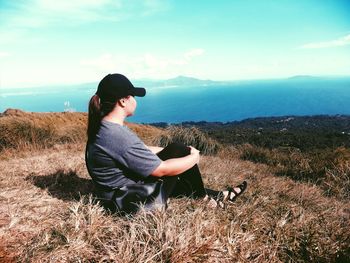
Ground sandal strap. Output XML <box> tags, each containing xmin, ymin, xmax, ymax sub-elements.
<box><xmin>216</xmin><ymin>191</ymin><xmax>225</xmax><ymax>202</ymax></box>
<box><xmin>227</xmin><ymin>181</ymin><xmax>247</xmax><ymax>202</ymax></box>
<box><xmin>237</xmin><ymin>181</ymin><xmax>248</xmax><ymax>192</ymax></box>
<box><xmin>227</xmin><ymin>187</ymin><xmax>239</xmax><ymax>196</ymax></box>
<box><xmin>227</xmin><ymin>188</ymin><xmax>239</xmax><ymax>201</ymax></box>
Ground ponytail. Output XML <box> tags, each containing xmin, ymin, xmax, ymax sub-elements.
<box><xmin>87</xmin><ymin>94</ymin><xmax>102</xmax><ymax>142</ymax></box>
<box><xmin>87</xmin><ymin>94</ymin><xmax>117</xmax><ymax>142</ymax></box>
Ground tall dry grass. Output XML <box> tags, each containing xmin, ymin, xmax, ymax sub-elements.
<box><xmin>0</xmin><ymin>109</ymin><xmax>162</xmax><ymax>159</ymax></box>
<box><xmin>238</xmin><ymin>143</ymin><xmax>350</xmax><ymax>201</ymax></box>
<box><xmin>1</xmin><ymin>148</ymin><xmax>349</xmax><ymax>262</ymax></box>
<box><xmin>0</xmin><ymin>109</ymin><xmax>87</xmax><ymax>155</ymax></box>
<box><xmin>154</xmin><ymin>126</ymin><xmax>221</xmax><ymax>155</ymax></box>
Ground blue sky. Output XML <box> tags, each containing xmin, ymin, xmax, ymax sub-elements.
<box><xmin>0</xmin><ymin>0</ymin><xmax>349</xmax><ymax>88</ymax></box>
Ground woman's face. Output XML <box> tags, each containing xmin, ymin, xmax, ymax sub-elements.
<box><xmin>125</xmin><ymin>95</ymin><xmax>137</xmax><ymax>116</ymax></box>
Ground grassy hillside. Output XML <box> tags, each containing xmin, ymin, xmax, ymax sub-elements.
<box><xmin>0</xmin><ymin>109</ymin><xmax>161</xmax><ymax>159</ymax></box>
<box><xmin>0</xmin><ymin>110</ymin><xmax>349</xmax><ymax>262</ymax></box>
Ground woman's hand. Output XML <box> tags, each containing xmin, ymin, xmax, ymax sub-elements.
<box><xmin>188</xmin><ymin>146</ymin><xmax>200</xmax><ymax>164</ymax></box>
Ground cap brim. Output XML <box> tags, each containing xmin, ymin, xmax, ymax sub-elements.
<box><xmin>132</xmin><ymin>87</ymin><xmax>146</xmax><ymax>97</ymax></box>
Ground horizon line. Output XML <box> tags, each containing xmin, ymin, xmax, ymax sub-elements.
<box><xmin>1</xmin><ymin>73</ymin><xmax>350</xmax><ymax>90</ymax></box>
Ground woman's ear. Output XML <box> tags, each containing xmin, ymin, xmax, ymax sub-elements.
<box><xmin>117</xmin><ymin>96</ymin><xmax>129</xmax><ymax>107</ymax></box>
<box><xmin>117</xmin><ymin>99</ymin><xmax>126</xmax><ymax>107</ymax></box>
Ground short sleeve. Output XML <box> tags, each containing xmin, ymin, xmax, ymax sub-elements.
<box><xmin>120</xmin><ymin>141</ymin><xmax>162</xmax><ymax>177</ymax></box>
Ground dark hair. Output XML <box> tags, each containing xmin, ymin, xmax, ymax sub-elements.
<box><xmin>87</xmin><ymin>94</ymin><xmax>116</xmax><ymax>142</ymax></box>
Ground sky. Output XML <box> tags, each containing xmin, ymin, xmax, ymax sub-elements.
<box><xmin>0</xmin><ymin>0</ymin><xmax>350</xmax><ymax>88</ymax></box>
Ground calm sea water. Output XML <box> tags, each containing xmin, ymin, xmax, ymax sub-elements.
<box><xmin>1</xmin><ymin>78</ymin><xmax>350</xmax><ymax>123</ymax></box>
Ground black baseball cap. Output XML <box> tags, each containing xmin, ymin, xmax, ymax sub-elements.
<box><xmin>96</xmin><ymin>73</ymin><xmax>146</xmax><ymax>102</ymax></box>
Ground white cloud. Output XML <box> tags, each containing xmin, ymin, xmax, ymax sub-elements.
<box><xmin>33</xmin><ymin>0</ymin><xmax>124</xmax><ymax>24</ymax></box>
<box><xmin>185</xmin><ymin>48</ymin><xmax>205</xmax><ymax>57</ymax></box>
<box><xmin>35</xmin><ymin>0</ymin><xmax>116</xmax><ymax>11</ymax></box>
<box><xmin>142</xmin><ymin>0</ymin><xmax>170</xmax><ymax>16</ymax></box>
<box><xmin>80</xmin><ymin>49</ymin><xmax>205</xmax><ymax>79</ymax></box>
<box><xmin>184</xmin><ymin>48</ymin><xmax>205</xmax><ymax>60</ymax></box>
<box><xmin>0</xmin><ymin>52</ymin><xmax>11</xmax><ymax>58</ymax></box>
<box><xmin>81</xmin><ymin>53</ymin><xmax>117</xmax><ymax>72</ymax></box>
<box><xmin>1</xmin><ymin>0</ymin><xmax>170</xmax><ymax>29</ymax></box>
<box><xmin>2</xmin><ymin>0</ymin><xmax>124</xmax><ymax>28</ymax></box>
<box><xmin>1</xmin><ymin>48</ymin><xmax>203</xmax><ymax>88</ymax></box>
<box><xmin>300</xmin><ymin>34</ymin><xmax>350</xmax><ymax>49</ymax></box>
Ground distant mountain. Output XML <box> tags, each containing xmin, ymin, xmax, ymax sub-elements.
<box><xmin>163</xmin><ymin>75</ymin><xmax>219</xmax><ymax>86</ymax></box>
<box><xmin>132</xmin><ymin>75</ymin><xmax>224</xmax><ymax>88</ymax></box>
<box><xmin>288</xmin><ymin>75</ymin><xmax>321</xmax><ymax>80</ymax></box>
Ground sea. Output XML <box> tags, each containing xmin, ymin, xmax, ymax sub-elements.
<box><xmin>1</xmin><ymin>77</ymin><xmax>350</xmax><ymax>123</ymax></box>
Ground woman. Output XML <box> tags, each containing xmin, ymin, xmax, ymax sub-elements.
<box><xmin>85</xmin><ymin>73</ymin><xmax>247</xmax><ymax>214</ymax></box>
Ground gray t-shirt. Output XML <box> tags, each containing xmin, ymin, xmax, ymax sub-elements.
<box><xmin>86</xmin><ymin>120</ymin><xmax>162</xmax><ymax>189</ymax></box>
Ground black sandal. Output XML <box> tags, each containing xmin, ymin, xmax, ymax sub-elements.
<box><xmin>215</xmin><ymin>191</ymin><xmax>226</xmax><ymax>209</ymax></box>
<box><xmin>226</xmin><ymin>181</ymin><xmax>247</xmax><ymax>203</ymax></box>
<box><xmin>206</xmin><ymin>181</ymin><xmax>247</xmax><ymax>209</ymax></box>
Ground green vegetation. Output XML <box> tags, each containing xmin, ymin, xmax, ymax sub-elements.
<box><xmin>179</xmin><ymin>115</ymin><xmax>350</xmax><ymax>150</ymax></box>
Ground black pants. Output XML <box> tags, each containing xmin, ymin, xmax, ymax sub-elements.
<box><xmin>146</xmin><ymin>142</ymin><xmax>218</xmax><ymax>201</ymax></box>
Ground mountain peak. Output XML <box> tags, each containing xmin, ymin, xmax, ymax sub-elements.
<box><xmin>169</xmin><ymin>75</ymin><xmax>203</xmax><ymax>81</ymax></box>
<box><xmin>162</xmin><ymin>75</ymin><xmax>218</xmax><ymax>86</ymax></box>
<box><xmin>288</xmin><ymin>75</ymin><xmax>318</xmax><ymax>80</ymax></box>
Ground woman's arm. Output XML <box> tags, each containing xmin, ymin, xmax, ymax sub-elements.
<box><xmin>151</xmin><ymin>146</ymin><xmax>200</xmax><ymax>177</ymax></box>
<box><xmin>146</xmin><ymin>145</ymin><xmax>164</xmax><ymax>154</ymax></box>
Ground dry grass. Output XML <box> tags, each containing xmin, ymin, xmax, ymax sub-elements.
<box><xmin>154</xmin><ymin>126</ymin><xmax>221</xmax><ymax>155</ymax></box>
<box><xmin>238</xmin><ymin>143</ymin><xmax>350</xmax><ymax>201</ymax></box>
<box><xmin>0</xmin><ymin>111</ymin><xmax>349</xmax><ymax>262</ymax></box>
<box><xmin>0</xmin><ymin>109</ymin><xmax>161</xmax><ymax>160</ymax></box>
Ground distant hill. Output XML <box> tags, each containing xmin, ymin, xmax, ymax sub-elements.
<box><xmin>288</xmin><ymin>75</ymin><xmax>350</xmax><ymax>81</ymax></box>
<box><xmin>288</xmin><ymin>75</ymin><xmax>320</xmax><ymax>80</ymax></box>
<box><xmin>132</xmin><ymin>75</ymin><xmax>224</xmax><ymax>88</ymax></box>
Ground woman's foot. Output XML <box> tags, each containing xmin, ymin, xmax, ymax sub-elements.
<box><xmin>204</xmin><ymin>181</ymin><xmax>247</xmax><ymax>209</ymax></box>
<box><xmin>223</xmin><ymin>181</ymin><xmax>247</xmax><ymax>203</ymax></box>
<box><xmin>204</xmin><ymin>195</ymin><xmax>225</xmax><ymax>208</ymax></box>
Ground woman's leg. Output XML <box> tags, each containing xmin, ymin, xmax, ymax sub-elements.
<box><xmin>155</xmin><ymin>142</ymin><xmax>214</xmax><ymax>198</ymax></box>
<box><xmin>148</xmin><ymin>142</ymin><xmax>247</xmax><ymax>208</ymax></box>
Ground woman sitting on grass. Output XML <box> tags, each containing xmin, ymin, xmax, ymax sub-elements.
<box><xmin>85</xmin><ymin>73</ymin><xmax>247</xmax><ymax>214</ymax></box>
